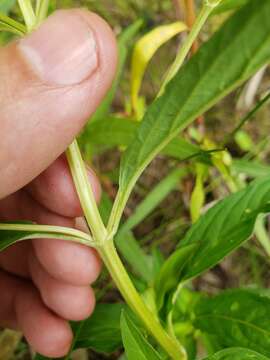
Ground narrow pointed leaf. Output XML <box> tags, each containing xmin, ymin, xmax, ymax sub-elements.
<box><xmin>204</xmin><ymin>348</ymin><xmax>269</xmax><ymax>360</ymax></box>
<box><xmin>121</xmin><ymin>311</ymin><xmax>162</xmax><ymax>360</ymax></box>
<box><xmin>0</xmin><ymin>12</ymin><xmax>26</xmax><ymax>35</ymax></box>
<box><xmin>154</xmin><ymin>243</ymin><xmax>198</xmax><ymax>310</ymax></box>
<box><xmin>111</xmin><ymin>0</ymin><xmax>270</xmax><ymax>232</ymax></box>
<box><xmin>131</xmin><ymin>21</ymin><xmax>187</xmax><ymax>114</ymax></box>
<box><xmin>158</xmin><ymin>176</ymin><xmax>270</xmax><ymax>292</ymax></box>
<box><xmin>178</xmin><ymin>177</ymin><xmax>270</xmax><ymax>282</ymax></box>
<box><xmin>195</xmin><ymin>290</ymin><xmax>270</xmax><ymax>357</ymax></box>
<box><xmin>232</xmin><ymin>159</ymin><xmax>270</xmax><ymax>178</ymax></box>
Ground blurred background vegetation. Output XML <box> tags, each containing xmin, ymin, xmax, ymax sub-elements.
<box><xmin>0</xmin><ymin>0</ymin><xmax>270</xmax><ymax>359</ymax></box>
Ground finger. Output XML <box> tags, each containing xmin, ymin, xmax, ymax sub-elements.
<box><xmin>29</xmin><ymin>253</ymin><xmax>95</xmax><ymax>321</ymax></box>
<box><xmin>0</xmin><ymin>241</ymin><xmax>31</xmax><ymax>278</ymax></box>
<box><xmin>15</xmin><ymin>284</ymin><xmax>72</xmax><ymax>358</ymax></box>
<box><xmin>0</xmin><ymin>191</ymin><xmax>101</xmax><ymax>285</ymax></box>
<box><xmin>0</xmin><ymin>9</ymin><xmax>117</xmax><ymax>199</ymax></box>
<box><xmin>26</xmin><ymin>155</ymin><xmax>101</xmax><ymax>218</ymax></box>
<box><xmin>0</xmin><ymin>270</ymin><xmax>22</xmax><ymax>329</ymax></box>
<box><xmin>33</xmin><ymin>239</ymin><xmax>101</xmax><ymax>286</ymax></box>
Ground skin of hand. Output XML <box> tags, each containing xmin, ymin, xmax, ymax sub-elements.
<box><xmin>0</xmin><ymin>9</ymin><xmax>117</xmax><ymax>358</ymax></box>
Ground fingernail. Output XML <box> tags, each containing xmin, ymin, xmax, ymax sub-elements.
<box><xmin>19</xmin><ymin>10</ymin><xmax>98</xmax><ymax>86</ymax></box>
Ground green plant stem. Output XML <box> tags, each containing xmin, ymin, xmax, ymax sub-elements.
<box><xmin>159</xmin><ymin>1</ymin><xmax>218</xmax><ymax>95</ymax></box>
<box><xmin>35</xmin><ymin>0</ymin><xmax>50</xmax><ymax>25</ymax></box>
<box><xmin>66</xmin><ymin>141</ymin><xmax>187</xmax><ymax>358</ymax></box>
<box><xmin>18</xmin><ymin>2</ymin><xmax>188</xmax><ymax>358</ymax></box>
<box><xmin>107</xmin><ymin>1</ymin><xmax>220</xmax><ymax>237</ymax></box>
<box><xmin>17</xmin><ymin>0</ymin><xmax>36</xmax><ymax>31</ymax></box>
<box><xmin>0</xmin><ymin>223</ymin><xmax>92</xmax><ymax>242</ymax></box>
<box><xmin>99</xmin><ymin>239</ymin><xmax>187</xmax><ymax>360</ymax></box>
<box><xmin>66</xmin><ymin>140</ymin><xmax>107</xmax><ymax>241</ymax></box>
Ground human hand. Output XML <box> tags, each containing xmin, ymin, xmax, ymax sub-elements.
<box><xmin>0</xmin><ymin>9</ymin><xmax>117</xmax><ymax>358</ymax></box>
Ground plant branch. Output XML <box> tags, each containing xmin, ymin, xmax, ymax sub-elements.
<box><xmin>35</xmin><ymin>0</ymin><xmax>50</xmax><ymax>25</ymax></box>
<box><xmin>17</xmin><ymin>0</ymin><xmax>36</xmax><ymax>31</ymax></box>
<box><xmin>0</xmin><ymin>223</ymin><xmax>93</xmax><ymax>246</ymax></box>
<box><xmin>159</xmin><ymin>0</ymin><xmax>221</xmax><ymax>95</ymax></box>
<box><xmin>66</xmin><ymin>140</ymin><xmax>107</xmax><ymax>241</ymax></box>
<box><xmin>17</xmin><ymin>2</ymin><xmax>189</xmax><ymax>358</ymax></box>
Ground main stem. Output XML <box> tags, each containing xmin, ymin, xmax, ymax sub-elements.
<box><xmin>67</xmin><ymin>140</ymin><xmax>186</xmax><ymax>359</ymax></box>
<box><xmin>19</xmin><ymin>2</ymin><xmax>186</xmax><ymax>358</ymax></box>
<box><xmin>99</xmin><ymin>240</ymin><xmax>187</xmax><ymax>360</ymax></box>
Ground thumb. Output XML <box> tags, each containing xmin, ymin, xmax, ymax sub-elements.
<box><xmin>0</xmin><ymin>9</ymin><xmax>117</xmax><ymax>199</ymax></box>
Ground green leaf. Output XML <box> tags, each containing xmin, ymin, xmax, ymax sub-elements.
<box><xmin>110</xmin><ymin>0</ymin><xmax>270</xmax><ymax>233</ymax></box>
<box><xmin>0</xmin><ymin>12</ymin><xmax>26</xmax><ymax>35</ymax></box>
<box><xmin>158</xmin><ymin>176</ymin><xmax>270</xmax><ymax>288</ymax></box>
<box><xmin>213</xmin><ymin>0</ymin><xmax>249</xmax><ymax>14</ymax></box>
<box><xmin>131</xmin><ymin>21</ymin><xmax>187</xmax><ymax>116</ymax></box>
<box><xmin>178</xmin><ymin>177</ymin><xmax>270</xmax><ymax>282</ymax></box>
<box><xmin>0</xmin><ymin>222</ymin><xmax>92</xmax><ymax>251</ymax></box>
<box><xmin>232</xmin><ymin>159</ymin><xmax>270</xmax><ymax>178</ymax></box>
<box><xmin>190</xmin><ymin>163</ymin><xmax>208</xmax><ymax>223</ymax></box>
<box><xmin>154</xmin><ymin>244</ymin><xmax>198</xmax><ymax>311</ymax></box>
<box><xmin>84</xmin><ymin>116</ymin><xmax>206</xmax><ymax>162</ymax></box>
<box><xmin>71</xmin><ymin>303</ymin><xmax>125</xmax><ymax>353</ymax></box>
<box><xmin>204</xmin><ymin>348</ymin><xmax>269</xmax><ymax>360</ymax></box>
<box><xmin>195</xmin><ymin>289</ymin><xmax>270</xmax><ymax>357</ymax></box>
<box><xmin>121</xmin><ymin>311</ymin><xmax>162</xmax><ymax>360</ymax></box>
<box><xmin>235</xmin><ymin>130</ymin><xmax>254</xmax><ymax>152</ymax></box>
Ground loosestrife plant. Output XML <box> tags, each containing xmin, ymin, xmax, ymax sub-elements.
<box><xmin>1</xmin><ymin>0</ymin><xmax>270</xmax><ymax>359</ymax></box>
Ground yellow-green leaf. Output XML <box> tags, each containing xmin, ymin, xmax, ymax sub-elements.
<box><xmin>131</xmin><ymin>22</ymin><xmax>187</xmax><ymax>118</ymax></box>
<box><xmin>190</xmin><ymin>163</ymin><xmax>208</xmax><ymax>223</ymax></box>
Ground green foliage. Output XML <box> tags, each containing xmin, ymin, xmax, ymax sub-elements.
<box><xmin>0</xmin><ymin>12</ymin><xmax>26</xmax><ymax>35</ymax></box>
<box><xmin>194</xmin><ymin>289</ymin><xmax>270</xmax><ymax>356</ymax></box>
<box><xmin>179</xmin><ymin>177</ymin><xmax>270</xmax><ymax>282</ymax></box>
<box><xmin>121</xmin><ymin>311</ymin><xmax>162</xmax><ymax>359</ymax></box>
<box><xmin>111</xmin><ymin>0</ymin><xmax>270</xmax><ymax>232</ymax></box>
<box><xmin>71</xmin><ymin>303</ymin><xmax>125</xmax><ymax>353</ymax></box>
<box><xmin>213</xmin><ymin>0</ymin><xmax>249</xmax><ymax>14</ymax></box>
<box><xmin>2</xmin><ymin>0</ymin><xmax>270</xmax><ymax>359</ymax></box>
<box><xmin>203</xmin><ymin>348</ymin><xmax>269</xmax><ymax>360</ymax></box>
<box><xmin>154</xmin><ymin>244</ymin><xmax>198</xmax><ymax>310</ymax></box>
